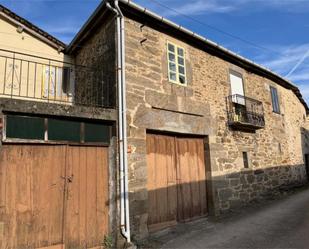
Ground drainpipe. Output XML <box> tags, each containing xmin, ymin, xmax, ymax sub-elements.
<box><xmin>106</xmin><ymin>0</ymin><xmax>131</xmax><ymax>243</ymax></box>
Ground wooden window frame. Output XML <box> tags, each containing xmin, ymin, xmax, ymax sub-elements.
<box><xmin>167</xmin><ymin>41</ymin><xmax>187</xmax><ymax>86</ymax></box>
<box><xmin>270</xmin><ymin>86</ymin><xmax>280</xmax><ymax>114</ymax></box>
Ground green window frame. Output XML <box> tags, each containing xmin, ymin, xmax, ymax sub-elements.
<box><xmin>270</xmin><ymin>86</ymin><xmax>280</xmax><ymax>114</ymax></box>
<box><xmin>167</xmin><ymin>42</ymin><xmax>187</xmax><ymax>85</ymax></box>
<box><xmin>3</xmin><ymin>114</ymin><xmax>111</xmax><ymax>145</ymax></box>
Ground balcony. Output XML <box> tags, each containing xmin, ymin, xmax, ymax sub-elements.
<box><xmin>227</xmin><ymin>94</ymin><xmax>265</xmax><ymax>130</ymax></box>
<box><xmin>0</xmin><ymin>49</ymin><xmax>113</xmax><ymax>108</ymax></box>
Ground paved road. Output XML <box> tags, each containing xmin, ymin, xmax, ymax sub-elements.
<box><xmin>158</xmin><ymin>187</ymin><xmax>309</xmax><ymax>249</ymax></box>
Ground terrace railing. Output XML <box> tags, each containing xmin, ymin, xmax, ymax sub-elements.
<box><xmin>227</xmin><ymin>94</ymin><xmax>265</xmax><ymax>130</ymax></box>
<box><xmin>0</xmin><ymin>49</ymin><xmax>113</xmax><ymax>108</ymax></box>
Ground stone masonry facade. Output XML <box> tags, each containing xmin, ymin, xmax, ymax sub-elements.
<box><xmin>123</xmin><ymin>16</ymin><xmax>308</xmax><ymax>240</ymax></box>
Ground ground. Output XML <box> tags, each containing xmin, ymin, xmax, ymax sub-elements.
<box><xmin>140</xmin><ymin>185</ymin><xmax>309</xmax><ymax>249</ymax></box>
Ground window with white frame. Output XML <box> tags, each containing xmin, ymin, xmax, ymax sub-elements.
<box><xmin>167</xmin><ymin>42</ymin><xmax>186</xmax><ymax>85</ymax></box>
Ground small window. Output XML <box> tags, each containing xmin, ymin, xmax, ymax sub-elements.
<box><xmin>270</xmin><ymin>86</ymin><xmax>280</xmax><ymax>114</ymax></box>
<box><xmin>48</xmin><ymin>118</ymin><xmax>81</xmax><ymax>142</ymax></box>
<box><xmin>167</xmin><ymin>42</ymin><xmax>186</xmax><ymax>85</ymax></box>
<box><xmin>243</xmin><ymin>152</ymin><xmax>249</xmax><ymax>168</ymax></box>
<box><xmin>6</xmin><ymin>115</ymin><xmax>45</xmax><ymax>140</ymax></box>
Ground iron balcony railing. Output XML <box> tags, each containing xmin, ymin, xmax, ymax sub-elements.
<box><xmin>227</xmin><ymin>94</ymin><xmax>265</xmax><ymax>129</ymax></box>
<box><xmin>0</xmin><ymin>49</ymin><xmax>114</xmax><ymax>108</ymax></box>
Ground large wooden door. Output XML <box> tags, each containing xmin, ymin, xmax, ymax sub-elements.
<box><xmin>0</xmin><ymin>144</ymin><xmax>109</xmax><ymax>249</ymax></box>
<box><xmin>146</xmin><ymin>133</ymin><xmax>208</xmax><ymax>232</ymax></box>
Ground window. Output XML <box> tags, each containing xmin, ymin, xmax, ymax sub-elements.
<box><xmin>270</xmin><ymin>86</ymin><xmax>280</xmax><ymax>114</ymax></box>
<box><xmin>167</xmin><ymin>42</ymin><xmax>186</xmax><ymax>85</ymax></box>
<box><xmin>42</xmin><ymin>66</ymin><xmax>72</xmax><ymax>99</ymax></box>
<box><xmin>4</xmin><ymin>114</ymin><xmax>111</xmax><ymax>144</ymax></box>
<box><xmin>6</xmin><ymin>115</ymin><xmax>45</xmax><ymax>140</ymax></box>
<box><xmin>230</xmin><ymin>71</ymin><xmax>245</xmax><ymax>105</ymax></box>
<box><xmin>243</xmin><ymin>152</ymin><xmax>249</xmax><ymax>169</ymax></box>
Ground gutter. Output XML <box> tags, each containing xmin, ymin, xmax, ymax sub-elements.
<box><xmin>66</xmin><ymin>0</ymin><xmax>308</xmax><ymax>113</ymax></box>
<box><xmin>119</xmin><ymin>0</ymin><xmax>309</xmax><ymax>113</ymax></box>
<box><xmin>106</xmin><ymin>0</ymin><xmax>131</xmax><ymax>244</ymax></box>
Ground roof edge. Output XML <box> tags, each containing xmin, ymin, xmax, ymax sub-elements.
<box><xmin>67</xmin><ymin>0</ymin><xmax>309</xmax><ymax>113</ymax></box>
<box><xmin>0</xmin><ymin>4</ymin><xmax>66</xmax><ymax>50</ymax></box>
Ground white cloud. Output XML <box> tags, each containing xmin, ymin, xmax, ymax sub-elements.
<box><xmin>257</xmin><ymin>44</ymin><xmax>309</xmax><ymax>74</ymax></box>
<box><xmin>147</xmin><ymin>0</ymin><xmax>309</xmax><ymax>16</ymax></box>
<box><xmin>161</xmin><ymin>0</ymin><xmax>235</xmax><ymax>16</ymax></box>
<box><xmin>254</xmin><ymin>44</ymin><xmax>309</xmax><ymax>103</ymax></box>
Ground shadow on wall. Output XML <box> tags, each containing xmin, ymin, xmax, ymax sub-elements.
<box><xmin>128</xmin><ymin>163</ymin><xmax>307</xmax><ymax>240</ymax></box>
<box><xmin>301</xmin><ymin>127</ymin><xmax>309</xmax><ymax>181</ymax></box>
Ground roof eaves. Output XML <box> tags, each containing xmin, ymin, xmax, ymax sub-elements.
<box><xmin>0</xmin><ymin>4</ymin><xmax>66</xmax><ymax>50</ymax></box>
<box><xmin>119</xmin><ymin>0</ymin><xmax>308</xmax><ymax>113</ymax></box>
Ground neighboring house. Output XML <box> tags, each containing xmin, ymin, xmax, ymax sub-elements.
<box><xmin>1</xmin><ymin>0</ymin><xmax>309</xmax><ymax>248</ymax></box>
<box><xmin>0</xmin><ymin>4</ymin><xmax>117</xmax><ymax>249</ymax></box>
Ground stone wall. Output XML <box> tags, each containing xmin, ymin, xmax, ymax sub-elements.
<box><xmin>74</xmin><ymin>13</ymin><xmax>116</xmax><ymax>108</ymax></box>
<box><xmin>124</xmin><ymin>16</ymin><xmax>308</xmax><ymax>240</ymax></box>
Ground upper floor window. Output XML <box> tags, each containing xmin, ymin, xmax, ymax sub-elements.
<box><xmin>229</xmin><ymin>71</ymin><xmax>245</xmax><ymax>105</ymax></box>
<box><xmin>270</xmin><ymin>86</ymin><xmax>280</xmax><ymax>114</ymax></box>
<box><xmin>167</xmin><ymin>42</ymin><xmax>186</xmax><ymax>85</ymax></box>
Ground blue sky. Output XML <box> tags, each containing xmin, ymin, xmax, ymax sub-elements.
<box><xmin>1</xmin><ymin>0</ymin><xmax>309</xmax><ymax>103</ymax></box>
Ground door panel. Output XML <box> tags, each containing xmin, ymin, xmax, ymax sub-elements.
<box><xmin>65</xmin><ymin>146</ymin><xmax>109</xmax><ymax>249</ymax></box>
<box><xmin>0</xmin><ymin>144</ymin><xmax>109</xmax><ymax>249</ymax></box>
<box><xmin>176</xmin><ymin>138</ymin><xmax>207</xmax><ymax>221</ymax></box>
<box><xmin>0</xmin><ymin>145</ymin><xmax>66</xmax><ymax>249</ymax></box>
<box><xmin>146</xmin><ymin>134</ymin><xmax>177</xmax><ymax>231</ymax></box>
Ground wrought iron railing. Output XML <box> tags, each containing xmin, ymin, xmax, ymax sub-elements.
<box><xmin>0</xmin><ymin>49</ymin><xmax>113</xmax><ymax>108</ymax></box>
<box><xmin>227</xmin><ymin>94</ymin><xmax>265</xmax><ymax>128</ymax></box>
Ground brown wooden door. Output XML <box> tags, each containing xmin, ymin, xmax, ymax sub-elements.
<box><xmin>146</xmin><ymin>133</ymin><xmax>207</xmax><ymax>232</ymax></box>
<box><xmin>176</xmin><ymin>138</ymin><xmax>207</xmax><ymax>222</ymax></box>
<box><xmin>147</xmin><ymin>134</ymin><xmax>177</xmax><ymax>232</ymax></box>
<box><xmin>0</xmin><ymin>144</ymin><xmax>109</xmax><ymax>249</ymax></box>
<box><xmin>0</xmin><ymin>145</ymin><xmax>66</xmax><ymax>249</ymax></box>
<box><xmin>65</xmin><ymin>146</ymin><xmax>109</xmax><ymax>249</ymax></box>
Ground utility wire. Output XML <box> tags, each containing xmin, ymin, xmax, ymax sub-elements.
<box><xmin>148</xmin><ymin>0</ymin><xmax>283</xmax><ymax>57</ymax></box>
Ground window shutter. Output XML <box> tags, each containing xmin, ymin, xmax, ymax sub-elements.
<box><xmin>230</xmin><ymin>72</ymin><xmax>245</xmax><ymax>105</ymax></box>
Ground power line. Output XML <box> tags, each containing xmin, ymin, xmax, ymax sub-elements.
<box><xmin>148</xmin><ymin>0</ymin><xmax>283</xmax><ymax>56</ymax></box>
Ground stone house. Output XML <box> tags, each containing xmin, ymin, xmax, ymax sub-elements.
<box><xmin>1</xmin><ymin>0</ymin><xmax>309</xmax><ymax>248</ymax></box>
<box><xmin>68</xmin><ymin>0</ymin><xmax>309</xmax><ymax>243</ymax></box>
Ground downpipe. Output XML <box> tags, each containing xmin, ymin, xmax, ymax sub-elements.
<box><xmin>106</xmin><ymin>0</ymin><xmax>131</xmax><ymax>243</ymax></box>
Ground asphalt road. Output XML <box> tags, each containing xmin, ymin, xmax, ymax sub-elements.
<box><xmin>158</xmin><ymin>187</ymin><xmax>309</xmax><ymax>249</ymax></box>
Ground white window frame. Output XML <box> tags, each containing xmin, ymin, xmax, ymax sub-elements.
<box><xmin>167</xmin><ymin>41</ymin><xmax>187</xmax><ymax>85</ymax></box>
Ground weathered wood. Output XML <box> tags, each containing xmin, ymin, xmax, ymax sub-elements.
<box><xmin>146</xmin><ymin>133</ymin><xmax>208</xmax><ymax>231</ymax></box>
<box><xmin>146</xmin><ymin>134</ymin><xmax>177</xmax><ymax>231</ymax></box>
<box><xmin>0</xmin><ymin>145</ymin><xmax>66</xmax><ymax>249</ymax></box>
<box><xmin>0</xmin><ymin>144</ymin><xmax>109</xmax><ymax>249</ymax></box>
<box><xmin>65</xmin><ymin>146</ymin><xmax>109</xmax><ymax>249</ymax></box>
<box><xmin>176</xmin><ymin>138</ymin><xmax>207</xmax><ymax>221</ymax></box>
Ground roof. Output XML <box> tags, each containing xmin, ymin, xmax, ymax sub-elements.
<box><xmin>67</xmin><ymin>0</ymin><xmax>309</xmax><ymax>113</ymax></box>
<box><xmin>0</xmin><ymin>4</ymin><xmax>66</xmax><ymax>50</ymax></box>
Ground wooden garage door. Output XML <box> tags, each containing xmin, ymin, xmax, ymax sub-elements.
<box><xmin>0</xmin><ymin>144</ymin><xmax>109</xmax><ymax>249</ymax></box>
<box><xmin>146</xmin><ymin>133</ymin><xmax>207</xmax><ymax>232</ymax></box>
